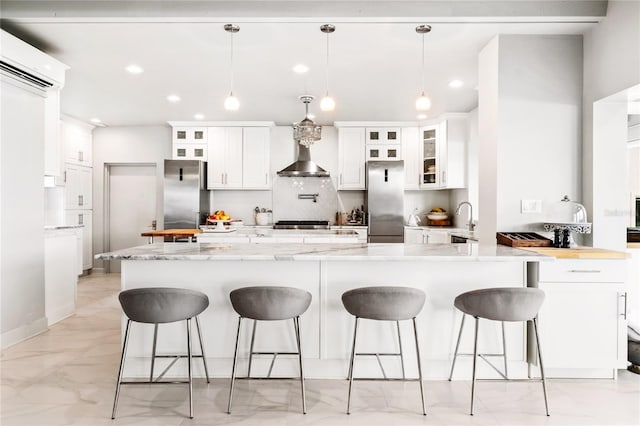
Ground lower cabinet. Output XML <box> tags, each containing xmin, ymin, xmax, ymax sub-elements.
<box><xmin>45</xmin><ymin>228</ymin><xmax>80</xmax><ymax>325</ymax></box>
<box><xmin>65</xmin><ymin>210</ymin><xmax>93</xmax><ymax>271</ymax></box>
<box><xmin>404</xmin><ymin>227</ymin><xmax>452</xmax><ymax>244</ymax></box>
<box><xmin>531</xmin><ymin>259</ymin><xmax>628</xmax><ymax>378</ymax></box>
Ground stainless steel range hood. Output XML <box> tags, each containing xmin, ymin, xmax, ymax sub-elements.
<box><xmin>277</xmin><ymin>143</ymin><xmax>329</xmax><ymax>177</ymax></box>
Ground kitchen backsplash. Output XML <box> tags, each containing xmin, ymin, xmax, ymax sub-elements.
<box><xmin>272</xmin><ymin>176</ymin><xmax>337</xmax><ymax>223</ymax></box>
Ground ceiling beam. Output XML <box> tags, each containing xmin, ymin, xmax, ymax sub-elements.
<box><xmin>0</xmin><ymin>1</ymin><xmax>607</xmax><ymax>23</ymax></box>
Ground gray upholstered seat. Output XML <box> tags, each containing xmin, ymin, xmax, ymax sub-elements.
<box><xmin>119</xmin><ymin>287</ymin><xmax>210</xmax><ymax>324</ymax></box>
<box><xmin>449</xmin><ymin>286</ymin><xmax>549</xmax><ymax>416</ymax></box>
<box><xmin>342</xmin><ymin>286</ymin><xmax>426</xmax><ymax>321</ymax></box>
<box><xmin>453</xmin><ymin>287</ymin><xmax>545</xmax><ymax>322</ymax></box>
<box><xmin>227</xmin><ymin>286</ymin><xmax>312</xmax><ymax>414</ymax></box>
<box><xmin>229</xmin><ymin>286</ymin><xmax>312</xmax><ymax>320</ymax></box>
<box><xmin>112</xmin><ymin>287</ymin><xmax>211</xmax><ymax>419</ymax></box>
<box><xmin>341</xmin><ymin>286</ymin><xmax>427</xmax><ymax>415</ymax></box>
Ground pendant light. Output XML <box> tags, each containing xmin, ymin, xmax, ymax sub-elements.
<box><xmin>415</xmin><ymin>24</ymin><xmax>432</xmax><ymax>112</ymax></box>
<box><xmin>224</xmin><ymin>24</ymin><xmax>240</xmax><ymax>111</ymax></box>
<box><xmin>293</xmin><ymin>95</ymin><xmax>322</xmax><ymax>147</ymax></box>
<box><xmin>320</xmin><ymin>24</ymin><xmax>336</xmax><ymax>112</ymax></box>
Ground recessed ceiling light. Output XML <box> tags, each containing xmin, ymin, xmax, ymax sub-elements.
<box><xmin>125</xmin><ymin>64</ymin><xmax>144</xmax><ymax>74</ymax></box>
<box><xmin>417</xmin><ymin>114</ymin><xmax>428</xmax><ymax>120</ymax></box>
<box><xmin>194</xmin><ymin>113</ymin><xmax>205</xmax><ymax>120</ymax></box>
<box><xmin>167</xmin><ymin>94</ymin><xmax>181</xmax><ymax>103</ymax></box>
<box><xmin>448</xmin><ymin>79</ymin><xmax>464</xmax><ymax>88</ymax></box>
<box><xmin>293</xmin><ymin>64</ymin><xmax>309</xmax><ymax>74</ymax></box>
<box><xmin>90</xmin><ymin>118</ymin><xmax>102</xmax><ymax>124</ymax></box>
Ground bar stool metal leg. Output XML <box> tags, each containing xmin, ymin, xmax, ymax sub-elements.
<box><xmin>186</xmin><ymin>318</ymin><xmax>193</xmax><ymax>419</ymax></box>
<box><xmin>194</xmin><ymin>316</ymin><xmax>210</xmax><ymax>383</ymax></box>
<box><xmin>111</xmin><ymin>319</ymin><xmax>132</xmax><ymax>419</ymax></box>
<box><xmin>397</xmin><ymin>321</ymin><xmax>406</xmax><ymax>380</ymax></box>
<box><xmin>227</xmin><ymin>316</ymin><xmax>242</xmax><ymax>414</ymax></box>
<box><xmin>501</xmin><ymin>321</ymin><xmax>508</xmax><ymax>379</ymax></box>
<box><xmin>470</xmin><ymin>317</ymin><xmax>479</xmax><ymax>415</ymax></box>
<box><xmin>247</xmin><ymin>320</ymin><xmax>257</xmax><ymax>377</ymax></box>
<box><xmin>412</xmin><ymin>317</ymin><xmax>427</xmax><ymax>416</ymax></box>
<box><xmin>449</xmin><ymin>314</ymin><xmax>466</xmax><ymax>381</ymax></box>
<box><xmin>150</xmin><ymin>324</ymin><xmax>158</xmax><ymax>382</ymax></box>
<box><xmin>346</xmin><ymin>317</ymin><xmax>359</xmax><ymax>414</ymax></box>
<box><xmin>293</xmin><ymin>316</ymin><xmax>307</xmax><ymax>414</ymax></box>
<box><xmin>533</xmin><ymin>318</ymin><xmax>550</xmax><ymax>416</ymax></box>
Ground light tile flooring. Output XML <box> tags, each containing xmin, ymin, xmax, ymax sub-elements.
<box><xmin>1</xmin><ymin>273</ymin><xmax>639</xmax><ymax>426</ymax></box>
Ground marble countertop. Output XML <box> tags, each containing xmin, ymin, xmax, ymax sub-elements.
<box><xmin>199</xmin><ymin>228</ymin><xmax>359</xmax><ymax>237</ymax></box>
<box><xmin>96</xmin><ymin>242</ymin><xmax>552</xmax><ymax>262</ymax></box>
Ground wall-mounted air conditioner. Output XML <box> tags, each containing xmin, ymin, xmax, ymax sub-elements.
<box><xmin>0</xmin><ymin>29</ymin><xmax>68</xmax><ymax>94</ymax></box>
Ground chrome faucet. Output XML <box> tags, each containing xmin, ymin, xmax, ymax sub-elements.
<box><xmin>455</xmin><ymin>201</ymin><xmax>475</xmax><ymax>232</ymax></box>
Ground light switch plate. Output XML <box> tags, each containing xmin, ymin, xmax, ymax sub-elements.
<box><xmin>521</xmin><ymin>199</ymin><xmax>542</xmax><ymax>213</ymax></box>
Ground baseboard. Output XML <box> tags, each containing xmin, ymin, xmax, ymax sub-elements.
<box><xmin>0</xmin><ymin>316</ymin><xmax>48</xmax><ymax>350</ymax></box>
<box><xmin>89</xmin><ymin>268</ymin><xmax>105</xmax><ymax>275</ymax></box>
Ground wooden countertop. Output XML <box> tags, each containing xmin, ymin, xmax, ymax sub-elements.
<box><xmin>522</xmin><ymin>246</ymin><xmax>628</xmax><ymax>259</ymax></box>
<box><xmin>141</xmin><ymin>229</ymin><xmax>202</xmax><ymax>238</ymax></box>
<box><xmin>628</xmin><ymin>242</ymin><xmax>640</xmax><ymax>249</ymax></box>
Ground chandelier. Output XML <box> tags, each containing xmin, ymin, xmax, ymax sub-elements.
<box><xmin>293</xmin><ymin>95</ymin><xmax>322</xmax><ymax>147</ymax></box>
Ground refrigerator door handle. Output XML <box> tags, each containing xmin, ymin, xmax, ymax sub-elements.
<box><xmin>179</xmin><ymin>168</ymin><xmax>183</xmax><ymax>181</ymax></box>
<box><xmin>384</xmin><ymin>169</ymin><xmax>388</xmax><ymax>182</ymax></box>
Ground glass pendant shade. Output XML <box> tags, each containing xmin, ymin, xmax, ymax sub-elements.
<box><xmin>293</xmin><ymin>95</ymin><xmax>322</xmax><ymax>147</ymax></box>
<box><xmin>224</xmin><ymin>93</ymin><xmax>239</xmax><ymax>111</ymax></box>
<box><xmin>415</xmin><ymin>92</ymin><xmax>432</xmax><ymax>111</ymax></box>
<box><xmin>320</xmin><ymin>95</ymin><xmax>335</xmax><ymax>111</ymax></box>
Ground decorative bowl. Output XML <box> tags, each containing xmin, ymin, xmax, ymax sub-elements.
<box><xmin>427</xmin><ymin>212</ymin><xmax>448</xmax><ymax>220</ymax></box>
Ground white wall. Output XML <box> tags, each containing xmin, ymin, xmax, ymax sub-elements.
<box><xmin>92</xmin><ymin>126</ymin><xmax>170</xmax><ymax>269</ymax></box>
<box><xmin>583</xmin><ymin>0</ymin><xmax>640</xmax><ymax>248</ymax></box>
<box><xmin>478</xmin><ymin>35</ymin><xmax>583</xmax><ymax>241</ymax></box>
<box><xmin>1</xmin><ymin>81</ymin><xmax>48</xmax><ymax>348</ymax></box>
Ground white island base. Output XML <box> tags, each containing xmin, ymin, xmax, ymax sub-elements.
<box><xmin>105</xmin><ymin>243</ymin><xmax>549</xmax><ymax>381</ymax></box>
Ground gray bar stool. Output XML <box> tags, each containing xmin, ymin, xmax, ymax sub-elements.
<box><xmin>227</xmin><ymin>286</ymin><xmax>312</xmax><ymax>414</ymax></box>
<box><xmin>448</xmin><ymin>287</ymin><xmax>549</xmax><ymax>416</ymax></box>
<box><xmin>341</xmin><ymin>286</ymin><xmax>427</xmax><ymax>415</ymax></box>
<box><xmin>112</xmin><ymin>287</ymin><xmax>210</xmax><ymax>419</ymax></box>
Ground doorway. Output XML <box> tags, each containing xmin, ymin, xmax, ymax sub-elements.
<box><xmin>105</xmin><ymin>164</ymin><xmax>157</xmax><ymax>273</ymax></box>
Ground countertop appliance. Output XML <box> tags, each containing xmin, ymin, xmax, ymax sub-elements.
<box><xmin>273</xmin><ymin>220</ymin><xmax>330</xmax><ymax>230</ymax></box>
<box><xmin>366</xmin><ymin>161</ymin><xmax>404</xmax><ymax>243</ymax></box>
<box><xmin>164</xmin><ymin>159</ymin><xmax>209</xmax><ymax>229</ymax></box>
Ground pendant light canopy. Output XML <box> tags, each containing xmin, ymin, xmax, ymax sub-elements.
<box><xmin>224</xmin><ymin>24</ymin><xmax>240</xmax><ymax>111</ymax></box>
<box><xmin>415</xmin><ymin>24</ymin><xmax>432</xmax><ymax>112</ymax></box>
<box><xmin>293</xmin><ymin>95</ymin><xmax>322</xmax><ymax>147</ymax></box>
<box><xmin>320</xmin><ymin>24</ymin><xmax>336</xmax><ymax>112</ymax></box>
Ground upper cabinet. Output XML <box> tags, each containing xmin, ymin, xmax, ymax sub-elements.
<box><xmin>404</xmin><ymin>115</ymin><xmax>468</xmax><ymax>190</ymax></box>
<box><xmin>337</xmin><ymin>127</ymin><xmax>366</xmax><ymax>190</ymax></box>
<box><xmin>206</xmin><ymin>124</ymin><xmax>272</xmax><ymax>190</ymax></box>
<box><xmin>62</xmin><ymin>119</ymin><xmax>92</xmax><ymax>167</ymax></box>
<box><xmin>171</xmin><ymin>126</ymin><xmax>207</xmax><ymax>160</ymax></box>
<box><xmin>365</xmin><ymin>127</ymin><xmax>401</xmax><ymax>144</ymax></box>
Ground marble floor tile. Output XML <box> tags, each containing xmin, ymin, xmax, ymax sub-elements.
<box><xmin>1</xmin><ymin>273</ymin><xmax>639</xmax><ymax>426</ymax></box>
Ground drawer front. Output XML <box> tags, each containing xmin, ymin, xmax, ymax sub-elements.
<box><xmin>539</xmin><ymin>259</ymin><xmax>627</xmax><ymax>283</ymax></box>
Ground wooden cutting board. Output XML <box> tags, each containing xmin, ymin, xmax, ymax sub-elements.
<box><xmin>522</xmin><ymin>247</ymin><xmax>628</xmax><ymax>259</ymax></box>
<box><xmin>141</xmin><ymin>229</ymin><xmax>202</xmax><ymax>238</ymax></box>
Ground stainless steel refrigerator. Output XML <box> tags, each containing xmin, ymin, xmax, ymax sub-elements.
<box><xmin>164</xmin><ymin>160</ymin><xmax>209</xmax><ymax>229</ymax></box>
<box><xmin>366</xmin><ymin>161</ymin><xmax>405</xmax><ymax>243</ymax></box>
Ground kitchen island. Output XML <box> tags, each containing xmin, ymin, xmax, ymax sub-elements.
<box><xmin>97</xmin><ymin>242</ymin><xmax>550</xmax><ymax>380</ymax></box>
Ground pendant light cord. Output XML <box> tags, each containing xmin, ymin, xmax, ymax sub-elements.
<box><xmin>325</xmin><ymin>31</ymin><xmax>330</xmax><ymax>96</ymax></box>
<box><xmin>229</xmin><ymin>31</ymin><xmax>234</xmax><ymax>95</ymax></box>
<box><xmin>421</xmin><ymin>32</ymin><xmax>425</xmax><ymax>94</ymax></box>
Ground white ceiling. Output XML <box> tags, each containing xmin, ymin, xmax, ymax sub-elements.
<box><xmin>1</xmin><ymin>4</ymin><xmax>599</xmax><ymax>126</ymax></box>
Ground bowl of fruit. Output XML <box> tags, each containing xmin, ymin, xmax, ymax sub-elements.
<box><xmin>207</xmin><ymin>210</ymin><xmax>232</xmax><ymax>230</ymax></box>
<box><xmin>426</xmin><ymin>207</ymin><xmax>448</xmax><ymax>221</ymax></box>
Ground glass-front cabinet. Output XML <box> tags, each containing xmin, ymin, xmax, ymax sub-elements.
<box><xmin>420</xmin><ymin>124</ymin><xmax>441</xmax><ymax>188</ymax></box>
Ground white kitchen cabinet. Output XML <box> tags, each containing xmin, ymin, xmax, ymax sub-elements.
<box><xmin>173</xmin><ymin>143</ymin><xmax>207</xmax><ymax>160</ymax></box>
<box><xmin>404</xmin><ymin>227</ymin><xmax>453</xmax><ymax>244</ymax></box>
<box><xmin>207</xmin><ymin>126</ymin><xmax>271</xmax><ymax>190</ymax></box>
<box><xmin>402</xmin><ymin>127</ymin><xmax>421</xmax><ymax>190</ymax></box>
<box><xmin>45</xmin><ymin>227</ymin><xmax>80</xmax><ymax>325</ymax></box>
<box><xmin>207</xmin><ymin>127</ymin><xmax>243</xmax><ymax>189</ymax></box>
<box><xmin>62</xmin><ymin>119</ymin><xmax>92</xmax><ymax>166</ymax></box>
<box><xmin>65</xmin><ymin>210</ymin><xmax>93</xmax><ymax>271</ymax></box>
<box><xmin>532</xmin><ymin>259</ymin><xmax>628</xmax><ymax>378</ymax></box>
<box><xmin>242</xmin><ymin>127</ymin><xmax>271</xmax><ymax>189</ymax></box>
<box><xmin>338</xmin><ymin>127</ymin><xmax>366</xmax><ymax>190</ymax></box>
<box><xmin>64</xmin><ymin>164</ymin><xmax>92</xmax><ymax>209</ymax></box>
<box><xmin>172</xmin><ymin>126</ymin><xmax>207</xmax><ymax>144</ymax></box>
<box><xmin>365</xmin><ymin>127</ymin><xmax>401</xmax><ymax>144</ymax></box>
<box><xmin>44</xmin><ymin>92</ymin><xmax>63</xmax><ymax>181</ymax></box>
